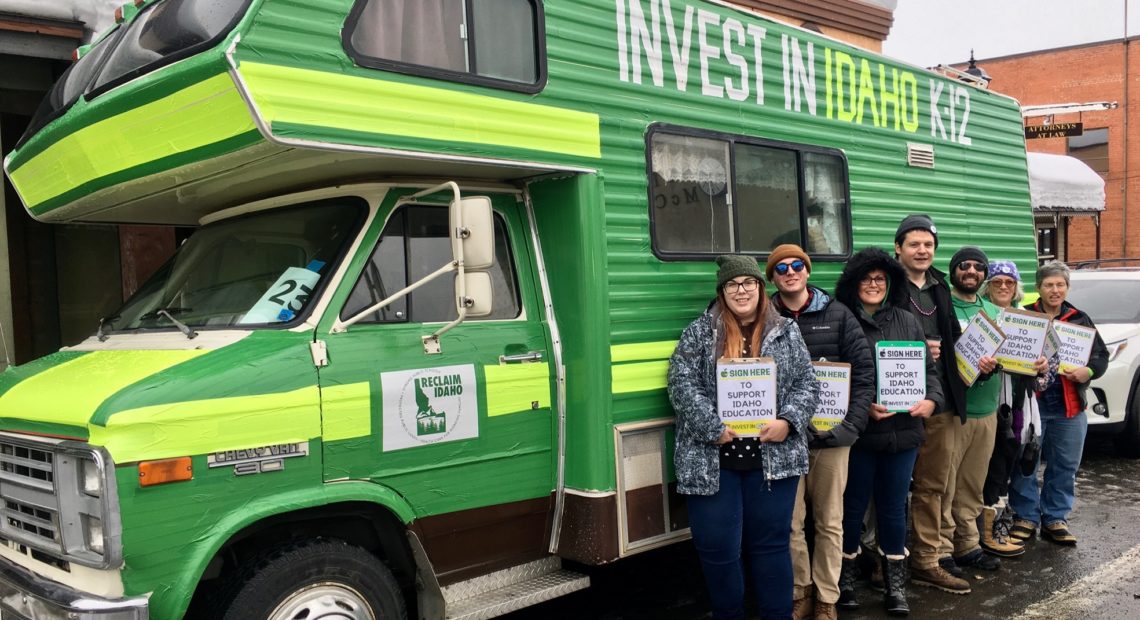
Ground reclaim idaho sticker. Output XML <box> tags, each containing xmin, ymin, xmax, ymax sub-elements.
<box><xmin>381</xmin><ymin>364</ymin><xmax>479</xmax><ymax>452</ymax></box>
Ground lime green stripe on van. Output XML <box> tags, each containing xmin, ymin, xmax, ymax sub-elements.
<box><xmin>7</xmin><ymin>73</ymin><xmax>255</xmax><ymax>211</ymax></box>
<box><xmin>239</xmin><ymin>62</ymin><xmax>602</xmax><ymax>159</ymax></box>
<box><xmin>321</xmin><ymin>382</ymin><xmax>371</xmax><ymax>441</ymax></box>
<box><xmin>611</xmin><ymin>341</ymin><xmax>678</xmax><ymax>363</ymax></box>
<box><xmin>90</xmin><ymin>386</ymin><xmax>321</xmax><ymax>463</ymax></box>
<box><xmin>612</xmin><ymin>360</ymin><xmax>669</xmax><ymax>394</ymax></box>
<box><xmin>484</xmin><ymin>362</ymin><xmax>551</xmax><ymax>417</ymax></box>
<box><xmin>0</xmin><ymin>350</ymin><xmax>209</xmax><ymax>428</ymax></box>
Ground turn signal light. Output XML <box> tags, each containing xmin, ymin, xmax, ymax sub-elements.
<box><xmin>138</xmin><ymin>457</ymin><xmax>193</xmax><ymax>487</ymax></box>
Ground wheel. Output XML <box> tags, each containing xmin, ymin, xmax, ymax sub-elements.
<box><xmin>1115</xmin><ymin>393</ymin><xmax>1140</xmax><ymax>459</ymax></box>
<box><xmin>220</xmin><ymin>539</ymin><xmax>407</xmax><ymax>620</ymax></box>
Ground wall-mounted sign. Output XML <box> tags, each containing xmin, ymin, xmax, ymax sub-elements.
<box><xmin>1025</xmin><ymin>122</ymin><xmax>1083</xmax><ymax>139</ymax></box>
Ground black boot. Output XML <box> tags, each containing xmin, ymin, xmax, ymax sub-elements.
<box><xmin>838</xmin><ymin>555</ymin><xmax>859</xmax><ymax>609</ymax></box>
<box><xmin>883</xmin><ymin>556</ymin><xmax>910</xmax><ymax>617</ymax></box>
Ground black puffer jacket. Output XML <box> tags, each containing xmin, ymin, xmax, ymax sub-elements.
<box><xmin>773</xmin><ymin>286</ymin><xmax>875</xmax><ymax>448</ymax></box>
<box><xmin>835</xmin><ymin>248</ymin><xmax>944</xmax><ymax>453</ymax></box>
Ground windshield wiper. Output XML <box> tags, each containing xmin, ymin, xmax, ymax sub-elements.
<box><xmin>139</xmin><ymin>306</ymin><xmax>191</xmax><ymax>321</ymax></box>
<box><xmin>96</xmin><ymin>315</ymin><xmax>120</xmax><ymax>342</ymax></box>
<box><xmin>156</xmin><ymin>308</ymin><xmax>197</xmax><ymax>340</ymax></box>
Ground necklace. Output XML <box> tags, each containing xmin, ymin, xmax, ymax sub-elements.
<box><xmin>909</xmin><ymin>294</ymin><xmax>937</xmax><ymax>316</ymax></box>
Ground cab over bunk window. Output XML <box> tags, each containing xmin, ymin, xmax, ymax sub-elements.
<box><xmin>342</xmin><ymin>205</ymin><xmax>521</xmax><ymax>324</ymax></box>
<box><xmin>648</xmin><ymin>127</ymin><xmax>851</xmax><ymax>260</ymax></box>
<box><xmin>345</xmin><ymin>0</ymin><xmax>545</xmax><ymax>92</ymax></box>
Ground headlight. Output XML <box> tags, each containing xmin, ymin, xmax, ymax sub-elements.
<box><xmin>1106</xmin><ymin>339</ymin><xmax>1129</xmax><ymax>362</ymax></box>
<box><xmin>81</xmin><ymin>456</ymin><xmax>103</xmax><ymax>497</ymax></box>
<box><xmin>84</xmin><ymin>515</ymin><xmax>104</xmax><ymax>555</ymax></box>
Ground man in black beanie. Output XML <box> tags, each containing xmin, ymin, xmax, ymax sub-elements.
<box><xmin>893</xmin><ymin>215</ymin><xmax>972</xmax><ymax>594</ymax></box>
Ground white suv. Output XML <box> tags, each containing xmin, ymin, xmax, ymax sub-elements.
<box><xmin>1067</xmin><ymin>267</ymin><xmax>1140</xmax><ymax>457</ymax></box>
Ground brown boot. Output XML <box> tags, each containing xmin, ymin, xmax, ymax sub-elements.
<box><xmin>814</xmin><ymin>600</ymin><xmax>837</xmax><ymax>620</ymax></box>
<box><xmin>910</xmin><ymin>564</ymin><xmax>971</xmax><ymax>594</ymax></box>
<box><xmin>980</xmin><ymin>505</ymin><xmax>1025</xmax><ymax>557</ymax></box>
<box><xmin>792</xmin><ymin>587</ymin><xmax>814</xmax><ymax>620</ymax></box>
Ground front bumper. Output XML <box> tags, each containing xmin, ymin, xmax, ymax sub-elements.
<box><xmin>0</xmin><ymin>559</ymin><xmax>147</xmax><ymax>619</ymax></box>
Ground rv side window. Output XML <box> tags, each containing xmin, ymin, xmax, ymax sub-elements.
<box><xmin>342</xmin><ymin>205</ymin><xmax>521</xmax><ymax>323</ymax></box>
<box><xmin>345</xmin><ymin>0</ymin><xmax>545</xmax><ymax>92</ymax></box>
<box><xmin>648</xmin><ymin>128</ymin><xmax>851</xmax><ymax>259</ymax></box>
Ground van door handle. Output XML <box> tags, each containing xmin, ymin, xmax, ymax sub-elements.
<box><xmin>499</xmin><ymin>351</ymin><xmax>544</xmax><ymax>364</ymax></box>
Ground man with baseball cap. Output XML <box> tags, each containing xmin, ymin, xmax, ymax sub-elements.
<box><xmin>767</xmin><ymin>244</ymin><xmax>875</xmax><ymax>619</ymax></box>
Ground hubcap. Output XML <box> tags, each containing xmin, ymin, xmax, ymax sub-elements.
<box><xmin>269</xmin><ymin>582</ymin><xmax>376</xmax><ymax>620</ymax></box>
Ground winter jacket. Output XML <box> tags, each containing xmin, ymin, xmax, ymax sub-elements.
<box><xmin>668</xmin><ymin>302</ymin><xmax>820</xmax><ymax>495</ymax></box>
<box><xmin>773</xmin><ymin>286</ymin><xmax>875</xmax><ymax>448</ymax></box>
<box><xmin>1027</xmin><ymin>299</ymin><xmax>1109</xmax><ymax>416</ymax></box>
<box><xmin>835</xmin><ymin>247</ymin><xmax>944</xmax><ymax>453</ymax></box>
<box><xmin>905</xmin><ymin>266</ymin><xmax>969</xmax><ymax>423</ymax></box>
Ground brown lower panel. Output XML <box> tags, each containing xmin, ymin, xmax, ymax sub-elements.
<box><xmin>625</xmin><ymin>485</ymin><xmax>665</xmax><ymax>543</ymax></box>
<box><xmin>411</xmin><ymin>495</ymin><xmax>553</xmax><ymax>586</ymax></box>
<box><xmin>556</xmin><ymin>492</ymin><xmax>619</xmax><ymax>565</ymax></box>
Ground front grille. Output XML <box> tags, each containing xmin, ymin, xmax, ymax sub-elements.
<box><xmin>0</xmin><ymin>443</ymin><xmax>55</xmax><ymax>492</ymax></box>
<box><xmin>4</xmin><ymin>499</ymin><xmax>58</xmax><ymax>542</ymax></box>
<box><xmin>0</xmin><ymin>438</ymin><xmax>61</xmax><ymax>554</ymax></box>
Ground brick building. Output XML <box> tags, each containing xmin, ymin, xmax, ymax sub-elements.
<box><xmin>967</xmin><ymin>40</ymin><xmax>1138</xmax><ymax>263</ymax></box>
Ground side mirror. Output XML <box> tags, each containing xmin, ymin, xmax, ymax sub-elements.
<box><xmin>456</xmin><ymin>196</ymin><xmax>494</xmax><ymax>270</ymax></box>
<box><xmin>461</xmin><ymin>272</ymin><xmax>494</xmax><ymax>317</ymax></box>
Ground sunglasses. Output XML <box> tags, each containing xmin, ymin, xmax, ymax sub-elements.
<box><xmin>956</xmin><ymin>261</ymin><xmax>986</xmax><ymax>273</ymax></box>
<box><xmin>773</xmin><ymin>260</ymin><xmax>807</xmax><ymax>276</ymax></box>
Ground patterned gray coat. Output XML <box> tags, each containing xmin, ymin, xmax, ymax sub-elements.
<box><xmin>668</xmin><ymin>302</ymin><xmax>820</xmax><ymax>495</ymax></box>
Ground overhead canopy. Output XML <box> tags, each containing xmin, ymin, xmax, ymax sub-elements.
<box><xmin>1027</xmin><ymin>151</ymin><xmax>1105</xmax><ymax>214</ymax></box>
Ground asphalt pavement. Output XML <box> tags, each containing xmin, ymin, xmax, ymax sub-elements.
<box><xmin>507</xmin><ymin>433</ymin><xmax>1140</xmax><ymax>619</ymax></box>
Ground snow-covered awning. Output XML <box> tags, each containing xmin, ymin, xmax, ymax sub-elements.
<box><xmin>1027</xmin><ymin>151</ymin><xmax>1105</xmax><ymax>214</ymax></box>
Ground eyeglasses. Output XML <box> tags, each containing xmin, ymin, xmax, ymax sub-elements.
<box><xmin>723</xmin><ymin>278</ymin><xmax>761</xmax><ymax>294</ymax></box>
<box><xmin>956</xmin><ymin>261</ymin><xmax>986</xmax><ymax>273</ymax></box>
<box><xmin>989</xmin><ymin>279</ymin><xmax>1017</xmax><ymax>289</ymax></box>
<box><xmin>860</xmin><ymin>275</ymin><xmax>887</xmax><ymax>286</ymax></box>
<box><xmin>773</xmin><ymin>260</ymin><xmax>807</xmax><ymax>276</ymax></box>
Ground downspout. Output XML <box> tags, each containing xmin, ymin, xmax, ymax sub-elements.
<box><xmin>1123</xmin><ymin>5</ymin><xmax>1130</xmax><ymax>257</ymax></box>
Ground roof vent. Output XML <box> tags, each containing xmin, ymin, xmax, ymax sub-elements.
<box><xmin>907</xmin><ymin>143</ymin><xmax>935</xmax><ymax>169</ymax></box>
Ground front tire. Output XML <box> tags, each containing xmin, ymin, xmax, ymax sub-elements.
<box><xmin>1115</xmin><ymin>393</ymin><xmax>1140</xmax><ymax>458</ymax></box>
<box><xmin>221</xmin><ymin>539</ymin><xmax>407</xmax><ymax>620</ymax></box>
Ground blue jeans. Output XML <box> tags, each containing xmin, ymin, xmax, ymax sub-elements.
<box><xmin>687</xmin><ymin>469</ymin><xmax>799</xmax><ymax>620</ymax></box>
<box><xmin>841</xmin><ymin>447</ymin><xmax>918</xmax><ymax>556</ymax></box>
<box><xmin>1008</xmin><ymin>409</ymin><xmax>1087</xmax><ymax>526</ymax></box>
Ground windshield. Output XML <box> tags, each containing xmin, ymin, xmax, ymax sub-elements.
<box><xmin>109</xmin><ymin>198</ymin><xmax>365</xmax><ymax>333</ymax></box>
<box><xmin>1066</xmin><ymin>277</ymin><xmax>1140</xmax><ymax>324</ymax></box>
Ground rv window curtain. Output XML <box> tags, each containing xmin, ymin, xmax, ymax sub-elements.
<box><xmin>352</xmin><ymin>0</ymin><xmax>466</xmax><ymax>73</ymax></box>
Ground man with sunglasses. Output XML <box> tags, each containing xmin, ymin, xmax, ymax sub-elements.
<box><xmin>942</xmin><ymin>246</ymin><xmax>1009</xmax><ymax>575</ymax></box>
<box><xmin>893</xmin><ymin>215</ymin><xmax>974</xmax><ymax>594</ymax></box>
<box><xmin>767</xmin><ymin>244</ymin><xmax>874</xmax><ymax>620</ymax></box>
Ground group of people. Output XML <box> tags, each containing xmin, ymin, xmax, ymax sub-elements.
<box><xmin>667</xmin><ymin>214</ymin><xmax>1109</xmax><ymax>620</ymax></box>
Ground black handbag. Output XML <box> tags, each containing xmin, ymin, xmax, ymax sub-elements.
<box><xmin>1019</xmin><ymin>422</ymin><xmax>1041</xmax><ymax>476</ymax></box>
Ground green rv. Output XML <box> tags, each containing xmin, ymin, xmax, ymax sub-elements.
<box><xmin>0</xmin><ymin>0</ymin><xmax>1037</xmax><ymax>618</ymax></box>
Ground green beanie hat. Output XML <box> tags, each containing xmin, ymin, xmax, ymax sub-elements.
<box><xmin>716</xmin><ymin>255</ymin><xmax>764</xmax><ymax>289</ymax></box>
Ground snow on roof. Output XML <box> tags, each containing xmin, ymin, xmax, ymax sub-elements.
<box><xmin>0</xmin><ymin>0</ymin><xmax>118</xmax><ymax>40</ymax></box>
<box><xmin>1027</xmin><ymin>151</ymin><xmax>1105</xmax><ymax>213</ymax></box>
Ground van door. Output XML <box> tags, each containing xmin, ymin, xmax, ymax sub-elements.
<box><xmin>318</xmin><ymin>189</ymin><xmax>556</xmax><ymax>579</ymax></box>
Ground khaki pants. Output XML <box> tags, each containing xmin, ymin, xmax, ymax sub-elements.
<box><xmin>910</xmin><ymin>412</ymin><xmax>959</xmax><ymax>569</ymax></box>
<box><xmin>790</xmin><ymin>446</ymin><xmax>851</xmax><ymax>603</ymax></box>
<box><xmin>941</xmin><ymin>414</ymin><xmax>997</xmax><ymax>556</ymax></box>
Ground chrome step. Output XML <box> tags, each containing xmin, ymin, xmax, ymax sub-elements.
<box><xmin>442</xmin><ymin>556</ymin><xmax>590</xmax><ymax>620</ymax></box>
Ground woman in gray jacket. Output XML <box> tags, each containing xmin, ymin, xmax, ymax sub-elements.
<box><xmin>668</xmin><ymin>254</ymin><xmax>819</xmax><ymax>620</ymax></box>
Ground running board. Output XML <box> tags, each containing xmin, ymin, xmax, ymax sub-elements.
<box><xmin>442</xmin><ymin>556</ymin><xmax>590</xmax><ymax>620</ymax></box>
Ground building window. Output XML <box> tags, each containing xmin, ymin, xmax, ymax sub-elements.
<box><xmin>1068</xmin><ymin>127</ymin><xmax>1108</xmax><ymax>177</ymax></box>
<box><xmin>344</xmin><ymin>0</ymin><xmax>545</xmax><ymax>92</ymax></box>
<box><xmin>342</xmin><ymin>205</ymin><xmax>521</xmax><ymax>324</ymax></box>
<box><xmin>1037</xmin><ymin>225</ymin><xmax>1057</xmax><ymax>261</ymax></box>
<box><xmin>648</xmin><ymin>126</ymin><xmax>851</xmax><ymax>258</ymax></box>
